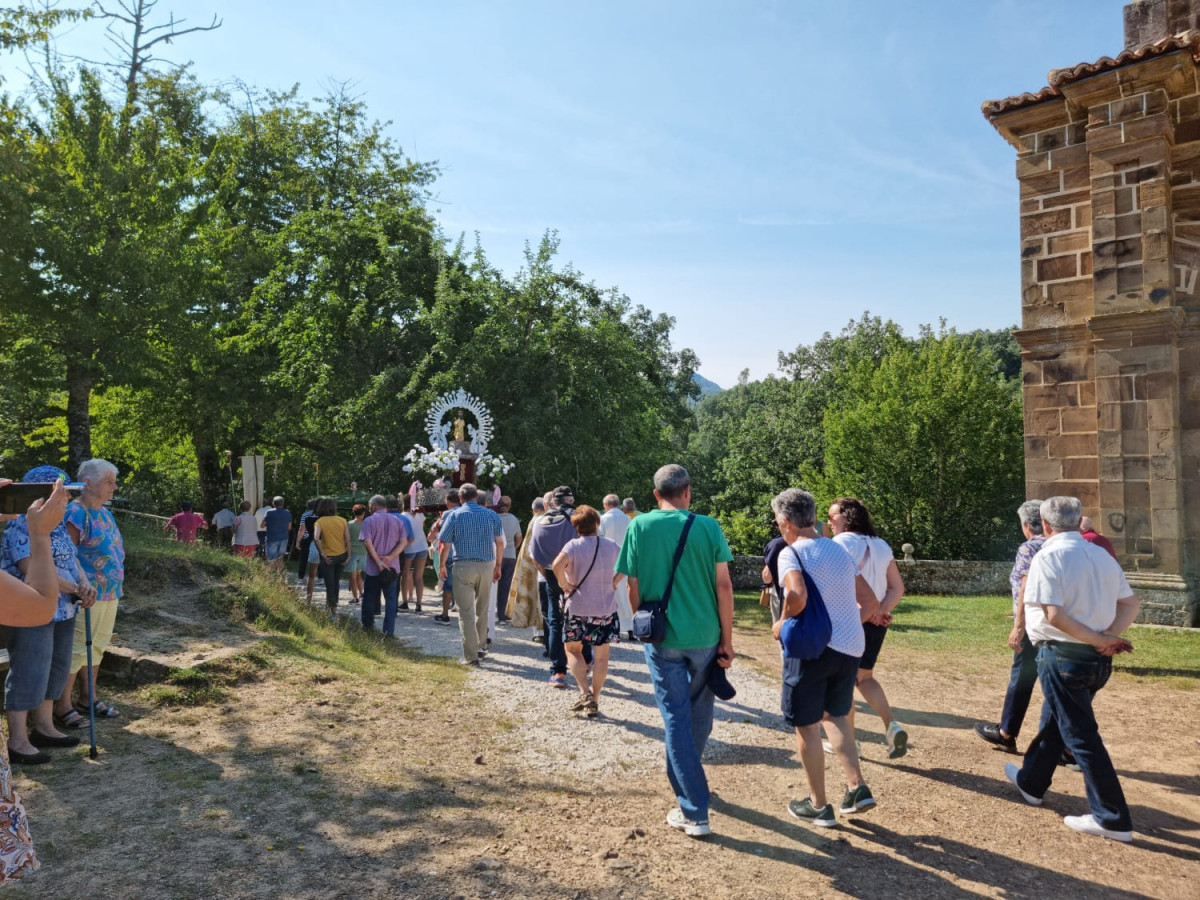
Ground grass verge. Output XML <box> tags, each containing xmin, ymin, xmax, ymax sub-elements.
<box><xmin>734</xmin><ymin>589</ymin><xmax>1200</xmax><ymax>688</ymax></box>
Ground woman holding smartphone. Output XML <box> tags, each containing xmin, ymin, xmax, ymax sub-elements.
<box><xmin>0</xmin><ymin>475</ymin><xmax>70</xmax><ymax>882</ymax></box>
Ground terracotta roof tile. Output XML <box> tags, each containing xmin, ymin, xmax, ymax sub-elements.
<box><xmin>982</xmin><ymin>31</ymin><xmax>1200</xmax><ymax>119</ymax></box>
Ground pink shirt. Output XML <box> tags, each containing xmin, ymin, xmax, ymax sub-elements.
<box><xmin>561</xmin><ymin>536</ymin><xmax>621</xmax><ymax>618</ymax></box>
<box><xmin>167</xmin><ymin>511</ymin><xmax>207</xmax><ymax>543</ymax></box>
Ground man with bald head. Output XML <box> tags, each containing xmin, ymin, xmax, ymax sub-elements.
<box><xmin>599</xmin><ymin>494</ymin><xmax>633</xmax><ymax>638</ymax></box>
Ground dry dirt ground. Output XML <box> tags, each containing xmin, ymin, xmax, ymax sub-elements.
<box><xmin>7</xmin><ymin>563</ymin><xmax>1199</xmax><ymax>899</ymax></box>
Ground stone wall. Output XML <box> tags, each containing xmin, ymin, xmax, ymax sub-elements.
<box><xmin>894</xmin><ymin>561</ymin><xmax>1011</xmax><ymax>597</ymax></box>
<box><xmin>984</xmin><ymin>2</ymin><xmax>1200</xmax><ymax>627</ymax></box>
<box><xmin>731</xmin><ymin>556</ymin><xmax>1009</xmax><ymax>596</ymax></box>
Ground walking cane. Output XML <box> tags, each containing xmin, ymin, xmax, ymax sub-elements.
<box><xmin>84</xmin><ymin>605</ymin><xmax>98</xmax><ymax>759</ymax></box>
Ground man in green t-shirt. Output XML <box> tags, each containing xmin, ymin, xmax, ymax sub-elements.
<box><xmin>616</xmin><ymin>464</ymin><xmax>734</xmax><ymax>838</ymax></box>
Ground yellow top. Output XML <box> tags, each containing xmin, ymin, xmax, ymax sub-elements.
<box><xmin>315</xmin><ymin>515</ymin><xmax>349</xmax><ymax>556</ymax></box>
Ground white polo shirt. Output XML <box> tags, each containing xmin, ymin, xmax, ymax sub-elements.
<box><xmin>1024</xmin><ymin>531</ymin><xmax>1133</xmax><ymax>645</ymax></box>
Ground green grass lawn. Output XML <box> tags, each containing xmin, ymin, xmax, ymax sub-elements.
<box><xmin>734</xmin><ymin>590</ymin><xmax>1200</xmax><ymax>688</ymax></box>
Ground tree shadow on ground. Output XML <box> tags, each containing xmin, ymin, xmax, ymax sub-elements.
<box><xmin>878</xmin><ymin>760</ymin><xmax>1200</xmax><ymax>863</ymax></box>
<box><xmin>709</xmin><ymin>793</ymin><xmax>1142</xmax><ymax>899</ymax></box>
<box><xmin>887</xmin><ymin>705</ymin><xmax>980</xmax><ymax>730</ymax></box>
<box><xmin>13</xmin><ymin>693</ymin><xmax>610</xmax><ymax>899</ymax></box>
<box><xmin>847</xmin><ymin>819</ymin><xmax>1150</xmax><ymax>899</ymax></box>
<box><xmin>1116</xmin><ymin>768</ymin><xmax>1200</xmax><ymax>796</ymax></box>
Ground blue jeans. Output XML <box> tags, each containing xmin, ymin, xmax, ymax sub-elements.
<box><xmin>643</xmin><ymin>642</ymin><xmax>718</xmax><ymax>822</ymax></box>
<box><xmin>544</xmin><ymin>571</ymin><xmax>590</xmax><ymax>674</ymax></box>
<box><xmin>1017</xmin><ymin>642</ymin><xmax>1131</xmax><ymax>831</ymax></box>
<box><xmin>362</xmin><ymin>573</ymin><xmax>399</xmax><ymax>634</ymax></box>
<box><xmin>1000</xmin><ymin>634</ymin><xmax>1040</xmax><ymax>738</ymax></box>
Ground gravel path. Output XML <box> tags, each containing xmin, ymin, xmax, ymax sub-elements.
<box><xmin>312</xmin><ymin>582</ymin><xmax>795</xmax><ymax>780</ymax></box>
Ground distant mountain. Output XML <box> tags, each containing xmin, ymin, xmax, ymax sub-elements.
<box><xmin>692</xmin><ymin>373</ymin><xmax>722</xmax><ymax>398</ymax></box>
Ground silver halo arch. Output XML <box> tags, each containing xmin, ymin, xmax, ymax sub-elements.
<box><xmin>424</xmin><ymin>388</ymin><xmax>494</xmax><ymax>456</ymax></box>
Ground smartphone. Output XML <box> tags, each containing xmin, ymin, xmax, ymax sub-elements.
<box><xmin>0</xmin><ymin>482</ymin><xmax>80</xmax><ymax>515</ymax></box>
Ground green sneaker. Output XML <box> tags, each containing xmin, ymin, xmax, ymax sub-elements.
<box><xmin>839</xmin><ymin>783</ymin><xmax>876</xmax><ymax>814</ymax></box>
<box><xmin>787</xmin><ymin>798</ymin><xmax>836</xmax><ymax>827</ymax></box>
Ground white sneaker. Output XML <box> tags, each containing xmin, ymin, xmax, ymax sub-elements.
<box><xmin>1064</xmin><ymin>814</ymin><xmax>1132</xmax><ymax>842</ymax></box>
<box><xmin>1004</xmin><ymin>763</ymin><xmax>1042</xmax><ymax>806</ymax></box>
<box><xmin>666</xmin><ymin>807</ymin><xmax>711</xmax><ymax>837</ymax></box>
<box><xmin>886</xmin><ymin>721</ymin><xmax>909</xmax><ymax>759</ymax></box>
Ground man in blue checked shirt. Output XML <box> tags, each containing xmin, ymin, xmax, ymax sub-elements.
<box><xmin>437</xmin><ymin>483</ymin><xmax>504</xmax><ymax>666</ymax></box>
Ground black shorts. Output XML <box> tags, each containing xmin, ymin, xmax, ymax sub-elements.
<box><xmin>859</xmin><ymin>622</ymin><xmax>889</xmax><ymax>671</ymax></box>
<box><xmin>781</xmin><ymin>646</ymin><xmax>861</xmax><ymax>728</ymax></box>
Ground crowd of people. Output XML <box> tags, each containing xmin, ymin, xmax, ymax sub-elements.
<box><xmin>0</xmin><ymin>456</ymin><xmax>1146</xmax><ymax>886</ymax></box>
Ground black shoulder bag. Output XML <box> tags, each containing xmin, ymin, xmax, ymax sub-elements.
<box><xmin>632</xmin><ymin>513</ymin><xmax>695</xmax><ymax>643</ymax></box>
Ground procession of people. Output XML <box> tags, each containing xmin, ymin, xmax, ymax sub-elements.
<box><xmin>0</xmin><ymin>449</ymin><xmax>1148</xmax><ymax>887</ymax></box>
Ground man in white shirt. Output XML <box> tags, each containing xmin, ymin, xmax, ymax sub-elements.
<box><xmin>599</xmin><ymin>494</ymin><xmax>633</xmax><ymax>638</ymax></box>
<box><xmin>1004</xmin><ymin>496</ymin><xmax>1139</xmax><ymax>842</ymax></box>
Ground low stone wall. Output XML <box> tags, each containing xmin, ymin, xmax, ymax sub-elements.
<box><xmin>894</xmin><ymin>560</ymin><xmax>1010</xmax><ymax>597</ymax></box>
<box><xmin>730</xmin><ymin>556</ymin><xmax>767</xmax><ymax>590</ymax></box>
<box><xmin>731</xmin><ymin>555</ymin><xmax>1009</xmax><ymax>595</ymax></box>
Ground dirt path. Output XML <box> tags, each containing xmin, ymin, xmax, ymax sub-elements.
<box><xmin>8</xmin><ymin>579</ymin><xmax>1200</xmax><ymax>899</ymax></box>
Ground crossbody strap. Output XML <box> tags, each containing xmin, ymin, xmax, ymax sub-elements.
<box><xmin>565</xmin><ymin>538</ymin><xmax>601</xmax><ymax>601</ymax></box>
<box><xmin>660</xmin><ymin>513</ymin><xmax>696</xmax><ymax>612</ymax></box>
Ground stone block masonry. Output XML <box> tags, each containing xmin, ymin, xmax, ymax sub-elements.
<box><xmin>984</xmin><ymin>2</ymin><xmax>1200</xmax><ymax>626</ymax></box>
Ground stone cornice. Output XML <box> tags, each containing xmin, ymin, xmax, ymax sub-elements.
<box><xmin>1013</xmin><ymin>323</ymin><xmax>1091</xmax><ymax>351</ymax></box>
<box><xmin>1086</xmin><ymin>306</ymin><xmax>1187</xmax><ymax>339</ymax></box>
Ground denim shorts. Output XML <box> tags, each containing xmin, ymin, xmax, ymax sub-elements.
<box><xmin>5</xmin><ymin>616</ymin><xmax>77</xmax><ymax>711</ymax></box>
<box><xmin>781</xmin><ymin>645</ymin><xmax>860</xmax><ymax>728</ymax></box>
<box><xmin>307</xmin><ymin>542</ymin><xmax>320</xmax><ymax>564</ymax></box>
<box><xmin>265</xmin><ymin>539</ymin><xmax>289</xmax><ymax>561</ymax></box>
<box><xmin>346</xmin><ymin>554</ymin><xmax>367</xmax><ymax>573</ymax></box>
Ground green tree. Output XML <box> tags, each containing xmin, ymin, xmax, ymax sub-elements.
<box><xmin>809</xmin><ymin>327</ymin><xmax>1024</xmax><ymax>560</ymax></box>
<box><xmin>0</xmin><ymin>66</ymin><xmax>211</xmax><ymax>470</ymax></box>
<box><xmin>397</xmin><ymin>233</ymin><xmax>698</xmax><ymax>509</ymax></box>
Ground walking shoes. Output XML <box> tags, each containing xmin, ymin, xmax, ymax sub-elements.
<box><xmin>666</xmin><ymin>808</ymin><xmax>711</xmax><ymax>837</ymax></box>
<box><xmin>788</xmin><ymin>798</ymin><xmax>837</xmax><ymax>828</ymax></box>
<box><xmin>1064</xmin><ymin>814</ymin><xmax>1133</xmax><ymax>843</ymax></box>
<box><xmin>975</xmin><ymin>722</ymin><xmax>1018</xmax><ymax>753</ymax></box>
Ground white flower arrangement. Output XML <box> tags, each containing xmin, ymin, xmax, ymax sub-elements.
<box><xmin>401</xmin><ymin>445</ymin><xmax>460</xmax><ymax>477</ymax></box>
<box><xmin>475</xmin><ymin>454</ymin><xmax>514</xmax><ymax>479</ymax></box>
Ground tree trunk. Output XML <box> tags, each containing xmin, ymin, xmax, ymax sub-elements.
<box><xmin>65</xmin><ymin>359</ymin><xmax>94</xmax><ymax>475</ymax></box>
<box><xmin>192</xmin><ymin>429</ymin><xmax>229</xmax><ymax>520</ymax></box>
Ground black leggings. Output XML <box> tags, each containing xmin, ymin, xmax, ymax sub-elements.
<box><xmin>320</xmin><ymin>552</ymin><xmax>348</xmax><ymax>613</ymax></box>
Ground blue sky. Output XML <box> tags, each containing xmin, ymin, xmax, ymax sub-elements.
<box><xmin>16</xmin><ymin>1</ymin><xmax>1126</xmax><ymax>386</ymax></box>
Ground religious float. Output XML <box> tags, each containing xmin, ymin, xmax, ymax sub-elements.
<box><xmin>403</xmin><ymin>389</ymin><xmax>512</xmax><ymax>512</ymax></box>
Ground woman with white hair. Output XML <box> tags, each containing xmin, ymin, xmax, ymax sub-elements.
<box><xmin>975</xmin><ymin>499</ymin><xmax>1046</xmax><ymax>753</ymax></box>
<box><xmin>53</xmin><ymin>458</ymin><xmax>125</xmax><ymax>725</ymax></box>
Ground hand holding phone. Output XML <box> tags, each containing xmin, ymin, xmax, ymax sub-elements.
<box><xmin>23</xmin><ymin>479</ymin><xmax>69</xmax><ymax>536</ymax></box>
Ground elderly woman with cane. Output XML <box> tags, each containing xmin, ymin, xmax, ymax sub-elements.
<box><xmin>1</xmin><ymin>467</ymin><xmax>97</xmax><ymax>762</ymax></box>
<box><xmin>52</xmin><ymin>459</ymin><xmax>125</xmax><ymax>727</ymax></box>
<box><xmin>0</xmin><ymin>473</ymin><xmax>71</xmax><ymax>882</ymax></box>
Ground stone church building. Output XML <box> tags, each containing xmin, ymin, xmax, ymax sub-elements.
<box><xmin>984</xmin><ymin>0</ymin><xmax>1199</xmax><ymax>624</ymax></box>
